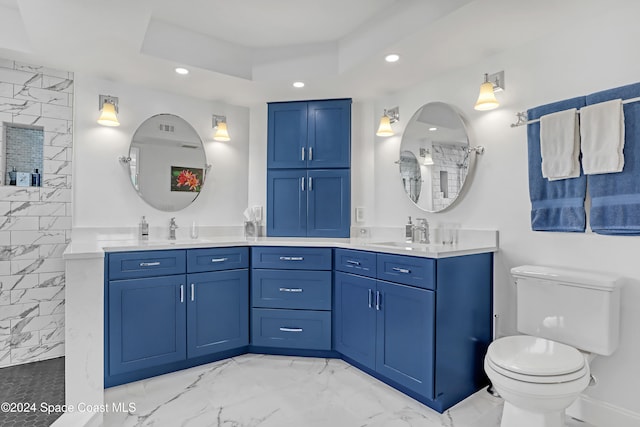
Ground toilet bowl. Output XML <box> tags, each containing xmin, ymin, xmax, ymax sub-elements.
<box><xmin>485</xmin><ymin>335</ymin><xmax>590</xmax><ymax>427</ymax></box>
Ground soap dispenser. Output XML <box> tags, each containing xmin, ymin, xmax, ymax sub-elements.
<box><xmin>405</xmin><ymin>216</ymin><xmax>413</xmax><ymax>242</ymax></box>
<box><xmin>139</xmin><ymin>216</ymin><xmax>149</xmax><ymax>240</ymax></box>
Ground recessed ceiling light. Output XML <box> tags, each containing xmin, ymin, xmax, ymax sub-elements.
<box><xmin>385</xmin><ymin>54</ymin><xmax>400</xmax><ymax>63</ymax></box>
<box><xmin>429</xmin><ymin>127</ymin><xmax>437</xmax><ymax>131</ymax></box>
<box><xmin>175</xmin><ymin>67</ymin><xmax>189</xmax><ymax>75</ymax></box>
<box><xmin>293</xmin><ymin>81</ymin><xmax>305</xmax><ymax>88</ymax></box>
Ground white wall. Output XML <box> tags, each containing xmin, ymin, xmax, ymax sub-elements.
<box><xmin>244</xmin><ymin>2</ymin><xmax>640</xmax><ymax>420</ymax></box>
<box><xmin>73</xmin><ymin>74</ymin><xmax>250</xmax><ymax>232</ymax></box>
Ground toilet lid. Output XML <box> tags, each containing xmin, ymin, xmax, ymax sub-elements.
<box><xmin>487</xmin><ymin>336</ymin><xmax>585</xmax><ymax>376</ymax></box>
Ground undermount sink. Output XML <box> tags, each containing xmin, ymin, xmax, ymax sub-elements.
<box><xmin>369</xmin><ymin>241</ymin><xmax>447</xmax><ymax>251</ymax></box>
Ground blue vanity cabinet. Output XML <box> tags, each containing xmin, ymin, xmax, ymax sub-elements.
<box><xmin>267</xmin><ymin>99</ymin><xmax>351</xmax><ymax>169</ymax></box>
<box><xmin>250</xmin><ymin>247</ymin><xmax>333</xmax><ymax>351</ymax></box>
<box><xmin>333</xmin><ymin>249</ymin><xmax>492</xmax><ymax>413</ymax></box>
<box><xmin>375</xmin><ymin>279</ymin><xmax>435</xmax><ymax>399</ymax></box>
<box><xmin>187</xmin><ymin>269</ymin><xmax>249</xmax><ymax>358</ymax></box>
<box><xmin>108</xmin><ymin>275</ymin><xmax>187</xmax><ymax>376</ymax></box>
<box><xmin>105</xmin><ymin>247</ymin><xmax>249</xmax><ymax>387</ymax></box>
<box><xmin>333</xmin><ymin>271</ymin><xmax>377</xmax><ymax>369</ymax></box>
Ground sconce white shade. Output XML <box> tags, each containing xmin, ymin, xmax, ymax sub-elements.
<box><xmin>376</xmin><ymin>115</ymin><xmax>394</xmax><ymax>137</ymax></box>
<box><xmin>423</xmin><ymin>153</ymin><xmax>434</xmax><ymax>166</ymax></box>
<box><xmin>214</xmin><ymin>121</ymin><xmax>231</xmax><ymax>141</ymax></box>
<box><xmin>474</xmin><ymin>73</ymin><xmax>500</xmax><ymax>111</ymax></box>
<box><xmin>97</xmin><ymin>100</ymin><xmax>120</xmax><ymax>126</ymax></box>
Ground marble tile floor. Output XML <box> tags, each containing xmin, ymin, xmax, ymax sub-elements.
<box><xmin>104</xmin><ymin>354</ymin><xmax>593</xmax><ymax>427</ymax></box>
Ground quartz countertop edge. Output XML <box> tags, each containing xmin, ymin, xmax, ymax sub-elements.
<box><xmin>63</xmin><ymin>236</ymin><xmax>497</xmax><ymax>260</ymax></box>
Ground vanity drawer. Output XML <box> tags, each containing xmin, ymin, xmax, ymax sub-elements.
<box><xmin>334</xmin><ymin>248</ymin><xmax>377</xmax><ymax>278</ymax></box>
<box><xmin>251</xmin><ymin>247</ymin><xmax>332</xmax><ymax>270</ymax></box>
<box><xmin>251</xmin><ymin>270</ymin><xmax>331</xmax><ymax>310</ymax></box>
<box><xmin>251</xmin><ymin>308</ymin><xmax>331</xmax><ymax>350</ymax></box>
<box><xmin>376</xmin><ymin>253</ymin><xmax>435</xmax><ymax>290</ymax></box>
<box><xmin>187</xmin><ymin>247</ymin><xmax>249</xmax><ymax>273</ymax></box>
<box><xmin>108</xmin><ymin>250</ymin><xmax>186</xmax><ymax>280</ymax></box>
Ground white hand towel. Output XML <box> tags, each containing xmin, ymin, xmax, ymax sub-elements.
<box><xmin>540</xmin><ymin>108</ymin><xmax>580</xmax><ymax>181</ymax></box>
<box><xmin>580</xmin><ymin>98</ymin><xmax>625</xmax><ymax>174</ymax></box>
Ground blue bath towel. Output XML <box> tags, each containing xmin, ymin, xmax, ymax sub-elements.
<box><xmin>586</xmin><ymin>82</ymin><xmax>640</xmax><ymax>235</ymax></box>
<box><xmin>527</xmin><ymin>97</ymin><xmax>587</xmax><ymax>232</ymax></box>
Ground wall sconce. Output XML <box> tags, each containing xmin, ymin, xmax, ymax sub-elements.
<box><xmin>474</xmin><ymin>71</ymin><xmax>504</xmax><ymax>111</ymax></box>
<box><xmin>212</xmin><ymin>115</ymin><xmax>230</xmax><ymax>141</ymax></box>
<box><xmin>376</xmin><ymin>107</ymin><xmax>399</xmax><ymax>137</ymax></box>
<box><xmin>97</xmin><ymin>95</ymin><xmax>120</xmax><ymax>126</ymax></box>
<box><xmin>419</xmin><ymin>148</ymin><xmax>434</xmax><ymax>166</ymax></box>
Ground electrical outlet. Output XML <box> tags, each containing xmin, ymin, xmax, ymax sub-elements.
<box><xmin>355</xmin><ymin>207</ymin><xmax>365</xmax><ymax>223</ymax></box>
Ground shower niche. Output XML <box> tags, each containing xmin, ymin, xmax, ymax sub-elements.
<box><xmin>1</xmin><ymin>123</ymin><xmax>44</xmax><ymax>187</ymax></box>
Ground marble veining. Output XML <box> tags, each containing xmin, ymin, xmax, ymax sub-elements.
<box><xmin>104</xmin><ymin>355</ymin><xmax>594</xmax><ymax>427</ymax></box>
<box><xmin>0</xmin><ymin>57</ymin><xmax>72</xmax><ymax>368</ymax></box>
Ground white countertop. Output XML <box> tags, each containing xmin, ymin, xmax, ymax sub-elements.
<box><xmin>63</xmin><ymin>228</ymin><xmax>498</xmax><ymax>260</ymax></box>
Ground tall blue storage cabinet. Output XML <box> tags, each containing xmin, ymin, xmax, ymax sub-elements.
<box><xmin>267</xmin><ymin>99</ymin><xmax>351</xmax><ymax>237</ymax></box>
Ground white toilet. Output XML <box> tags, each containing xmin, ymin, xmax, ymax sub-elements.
<box><xmin>485</xmin><ymin>265</ymin><xmax>622</xmax><ymax>427</ymax></box>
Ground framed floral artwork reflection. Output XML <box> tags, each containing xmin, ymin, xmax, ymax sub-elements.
<box><xmin>171</xmin><ymin>166</ymin><xmax>203</xmax><ymax>192</ymax></box>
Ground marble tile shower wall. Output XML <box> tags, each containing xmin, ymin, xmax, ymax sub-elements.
<box><xmin>0</xmin><ymin>57</ymin><xmax>73</xmax><ymax>367</ymax></box>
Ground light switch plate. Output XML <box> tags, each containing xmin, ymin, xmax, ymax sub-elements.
<box><xmin>355</xmin><ymin>207</ymin><xmax>365</xmax><ymax>223</ymax></box>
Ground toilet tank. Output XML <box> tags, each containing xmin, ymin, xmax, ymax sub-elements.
<box><xmin>511</xmin><ymin>265</ymin><xmax>622</xmax><ymax>356</ymax></box>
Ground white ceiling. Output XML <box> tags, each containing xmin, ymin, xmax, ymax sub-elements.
<box><xmin>0</xmin><ymin>0</ymin><xmax>626</xmax><ymax>107</ymax></box>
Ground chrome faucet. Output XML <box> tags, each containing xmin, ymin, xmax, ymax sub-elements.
<box><xmin>169</xmin><ymin>217</ymin><xmax>178</xmax><ymax>240</ymax></box>
<box><xmin>414</xmin><ymin>218</ymin><xmax>430</xmax><ymax>244</ymax></box>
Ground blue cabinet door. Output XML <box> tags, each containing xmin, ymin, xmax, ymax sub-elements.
<box><xmin>376</xmin><ymin>280</ymin><xmax>435</xmax><ymax>399</ymax></box>
<box><xmin>334</xmin><ymin>272</ymin><xmax>376</xmax><ymax>370</ymax></box>
<box><xmin>186</xmin><ymin>270</ymin><xmax>249</xmax><ymax>359</ymax></box>
<box><xmin>267</xmin><ymin>169</ymin><xmax>307</xmax><ymax>237</ymax></box>
<box><xmin>307</xmin><ymin>169</ymin><xmax>350</xmax><ymax>238</ymax></box>
<box><xmin>307</xmin><ymin>100</ymin><xmax>351</xmax><ymax>168</ymax></box>
<box><xmin>267</xmin><ymin>102</ymin><xmax>307</xmax><ymax>169</ymax></box>
<box><xmin>108</xmin><ymin>276</ymin><xmax>186</xmax><ymax>376</ymax></box>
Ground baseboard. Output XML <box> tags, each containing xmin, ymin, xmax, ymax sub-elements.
<box><xmin>567</xmin><ymin>395</ymin><xmax>640</xmax><ymax>427</ymax></box>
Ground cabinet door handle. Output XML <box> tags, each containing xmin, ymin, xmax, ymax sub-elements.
<box><xmin>180</xmin><ymin>285</ymin><xmax>184</xmax><ymax>303</ymax></box>
<box><xmin>368</xmin><ymin>289</ymin><xmax>373</xmax><ymax>308</ymax></box>
<box><xmin>308</xmin><ymin>177</ymin><xmax>313</xmax><ymax>191</ymax></box>
<box><xmin>346</xmin><ymin>260</ymin><xmax>361</xmax><ymax>266</ymax></box>
<box><xmin>191</xmin><ymin>283</ymin><xmax>195</xmax><ymax>301</ymax></box>
<box><xmin>309</xmin><ymin>147</ymin><xmax>313</xmax><ymax>161</ymax></box>
<box><xmin>301</xmin><ymin>147</ymin><xmax>305</xmax><ymax>161</ymax></box>
<box><xmin>139</xmin><ymin>261</ymin><xmax>160</xmax><ymax>267</ymax></box>
<box><xmin>279</xmin><ymin>256</ymin><xmax>304</xmax><ymax>261</ymax></box>
<box><xmin>210</xmin><ymin>257</ymin><xmax>228</xmax><ymax>263</ymax></box>
<box><xmin>375</xmin><ymin>291</ymin><xmax>381</xmax><ymax>311</ymax></box>
<box><xmin>301</xmin><ymin>176</ymin><xmax>305</xmax><ymax>191</ymax></box>
<box><xmin>279</xmin><ymin>327</ymin><xmax>303</xmax><ymax>333</ymax></box>
<box><xmin>279</xmin><ymin>287</ymin><xmax>303</xmax><ymax>293</ymax></box>
<box><xmin>392</xmin><ymin>267</ymin><xmax>411</xmax><ymax>274</ymax></box>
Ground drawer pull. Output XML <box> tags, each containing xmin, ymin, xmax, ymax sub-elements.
<box><xmin>279</xmin><ymin>256</ymin><xmax>304</xmax><ymax>261</ymax></box>
<box><xmin>191</xmin><ymin>283</ymin><xmax>195</xmax><ymax>301</ymax></box>
<box><xmin>301</xmin><ymin>147</ymin><xmax>305</xmax><ymax>161</ymax></box>
<box><xmin>139</xmin><ymin>261</ymin><xmax>161</xmax><ymax>267</ymax></box>
<box><xmin>211</xmin><ymin>257</ymin><xmax>228</xmax><ymax>263</ymax></box>
<box><xmin>392</xmin><ymin>267</ymin><xmax>411</xmax><ymax>274</ymax></box>
<box><xmin>279</xmin><ymin>287</ymin><xmax>303</xmax><ymax>293</ymax></box>
<box><xmin>375</xmin><ymin>291</ymin><xmax>381</xmax><ymax>311</ymax></box>
<box><xmin>346</xmin><ymin>260</ymin><xmax>361</xmax><ymax>266</ymax></box>
<box><xmin>368</xmin><ymin>289</ymin><xmax>373</xmax><ymax>308</ymax></box>
<box><xmin>279</xmin><ymin>327</ymin><xmax>303</xmax><ymax>333</ymax></box>
<box><xmin>180</xmin><ymin>285</ymin><xmax>184</xmax><ymax>303</ymax></box>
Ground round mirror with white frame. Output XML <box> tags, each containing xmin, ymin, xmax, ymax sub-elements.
<box><xmin>399</xmin><ymin>102</ymin><xmax>476</xmax><ymax>212</ymax></box>
<box><xmin>125</xmin><ymin>113</ymin><xmax>207</xmax><ymax>211</ymax></box>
